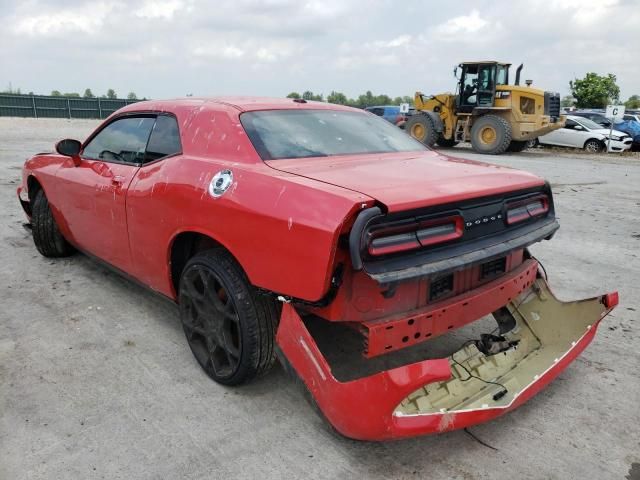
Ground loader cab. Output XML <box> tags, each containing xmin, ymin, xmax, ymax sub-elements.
<box><xmin>457</xmin><ymin>62</ymin><xmax>510</xmax><ymax>113</ymax></box>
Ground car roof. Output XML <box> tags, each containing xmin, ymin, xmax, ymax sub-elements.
<box><xmin>366</xmin><ymin>105</ymin><xmax>399</xmax><ymax>109</ymax></box>
<box><xmin>572</xmin><ymin>111</ymin><xmax>606</xmax><ymax>117</ymax></box>
<box><xmin>566</xmin><ymin>115</ymin><xmax>605</xmax><ymax>125</ymax></box>
<box><xmin>566</xmin><ymin>115</ymin><xmax>593</xmax><ymax>122</ymax></box>
<box><xmin>117</xmin><ymin>96</ymin><xmax>359</xmax><ymax>114</ymax></box>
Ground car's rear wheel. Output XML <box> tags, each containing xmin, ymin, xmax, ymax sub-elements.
<box><xmin>584</xmin><ymin>139</ymin><xmax>603</xmax><ymax>153</ymax></box>
<box><xmin>31</xmin><ymin>189</ymin><xmax>75</xmax><ymax>258</ymax></box>
<box><xmin>178</xmin><ymin>249</ymin><xmax>279</xmax><ymax>386</ymax></box>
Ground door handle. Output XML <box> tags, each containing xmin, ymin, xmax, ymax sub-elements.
<box><xmin>111</xmin><ymin>175</ymin><xmax>126</xmax><ymax>186</ymax></box>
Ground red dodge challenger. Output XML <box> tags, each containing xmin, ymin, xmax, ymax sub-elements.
<box><xmin>18</xmin><ymin>97</ymin><xmax>618</xmax><ymax>440</ymax></box>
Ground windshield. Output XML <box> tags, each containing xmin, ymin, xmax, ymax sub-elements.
<box><xmin>574</xmin><ymin>117</ymin><xmax>603</xmax><ymax>130</ymax></box>
<box><xmin>241</xmin><ymin>109</ymin><xmax>427</xmax><ymax>160</ymax></box>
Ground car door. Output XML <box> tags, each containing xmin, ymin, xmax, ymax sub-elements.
<box><xmin>55</xmin><ymin>115</ymin><xmax>156</xmax><ymax>273</ymax></box>
<box><xmin>540</xmin><ymin>120</ymin><xmax>573</xmax><ymax>146</ymax></box>
<box><xmin>564</xmin><ymin>120</ymin><xmax>591</xmax><ymax>148</ymax></box>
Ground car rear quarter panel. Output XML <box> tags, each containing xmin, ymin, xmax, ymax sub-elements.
<box><xmin>126</xmin><ymin>104</ymin><xmax>373</xmax><ymax>301</ymax></box>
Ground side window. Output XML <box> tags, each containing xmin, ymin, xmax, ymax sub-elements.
<box><xmin>83</xmin><ymin>117</ymin><xmax>155</xmax><ymax>164</ymax></box>
<box><xmin>145</xmin><ymin>115</ymin><xmax>182</xmax><ymax>163</ymax></box>
<box><xmin>370</xmin><ymin>108</ymin><xmax>385</xmax><ymax>116</ymax></box>
<box><xmin>564</xmin><ymin>119</ymin><xmax>578</xmax><ymax>129</ymax></box>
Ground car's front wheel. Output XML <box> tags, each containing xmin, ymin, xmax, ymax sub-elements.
<box><xmin>31</xmin><ymin>189</ymin><xmax>75</xmax><ymax>258</ymax></box>
<box><xmin>178</xmin><ymin>249</ymin><xmax>279</xmax><ymax>386</ymax></box>
<box><xmin>584</xmin><ymin>139</ymin><xmax>604</xmax><ymax>153</ymax></box>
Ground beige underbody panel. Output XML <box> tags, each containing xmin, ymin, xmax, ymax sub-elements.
<box><xmin>395</xmin><ymin>280</ymin><xmax>607</xmax><ymax>415</ymax></box>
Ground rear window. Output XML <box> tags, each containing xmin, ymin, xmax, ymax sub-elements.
<box><xmin>241</xmin><ymin>109</ymin><xmax>426</xmax><ymax>160</ymax></box>
<box><xmin>145</xmin><ymin>115</ymin><xmax>182</xmax><ymax>162</ymax></box>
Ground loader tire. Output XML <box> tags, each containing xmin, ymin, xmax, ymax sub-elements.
<box><xmin>406</xmin><ymin>114</ymin><xmax>438</xmax><ymax>147</ymax></box>
<box><xmin>470</xmin><ymin>115</ymin><xmax>512</xmax><ymax>155</ymax></box>
<box><xmin>436</xmin><ymin>135</ymin><xmax>459</xmax><ymax>148</ymax></box>
<box><xmin>506</xmin><ymin>140</ymin><xmax>529</xmax><ymax>152</ymax></box>
<box><xmin>32</xmin><ymin>189</ymin><xmax>75</xmax><ymax>258</ymax></box>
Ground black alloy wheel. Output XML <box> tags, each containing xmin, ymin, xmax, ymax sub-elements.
<box><xmin>178</xmin><ymin>249</ymin><xmax>279</xmax><ymax>385</ymax></box>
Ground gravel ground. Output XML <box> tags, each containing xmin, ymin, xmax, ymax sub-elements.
<box><xmin>1</xmin><ymin>118</ymin><xmax>638</xmax><ymax>480</ymax></box>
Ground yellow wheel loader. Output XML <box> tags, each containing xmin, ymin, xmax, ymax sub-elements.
<box><xmin>406</xmin><ymin>61</ymin><xmax>565</xmax><ymax>154</ymax></box>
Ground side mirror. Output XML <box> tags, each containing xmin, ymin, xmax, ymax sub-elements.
<box><xmin>55</xmin><ymin>139</ymin><xmax>82</xmax><ymax>166</ymax></box>
<box><xmin>573</xmin><ymin>125</ymin><xmax>584</xmax><ymax>131</ymax></box>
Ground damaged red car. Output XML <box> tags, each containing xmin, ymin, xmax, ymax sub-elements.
<box><xmin>18</xmin><ymin>97</ymin><xmax>618</xmax><ymax>440</ymax></box>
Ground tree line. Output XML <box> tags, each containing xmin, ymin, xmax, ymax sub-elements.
<box><xmin>1</xmin><ymin>85</ymin><xmax>142</xmax><ymax>100</ymax></box>
<box><xmin>286</xmin><ymin>90</ymin><xmax>414</xmax><ymax>108</ymax></box>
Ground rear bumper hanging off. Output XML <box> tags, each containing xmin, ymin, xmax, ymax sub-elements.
<box><xmin>275</xmin><ymin>277</ymin><xmax>618</xmax><ymax>440</ymax></box>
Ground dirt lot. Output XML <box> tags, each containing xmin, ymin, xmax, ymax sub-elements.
<box><xmin>1</xmin><ymin>118</ymin><xmax>638</xmax><ymax>480</ymax></box>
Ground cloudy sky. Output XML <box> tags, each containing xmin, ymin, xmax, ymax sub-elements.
<box><xmin>2</xmin><ymin>0</ymin><xmax>639</xmax><ymax>100</ymax></box>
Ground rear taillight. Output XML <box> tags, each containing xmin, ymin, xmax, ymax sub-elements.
<box><xmin>506</xmin><ymin>194</ymin><xmax>549</xmax><ymax>225</ymax></box>
<box><xmin>367</xmin><ymin>215</ymin><xmax>463</xmax><ymax>256</ymax></box>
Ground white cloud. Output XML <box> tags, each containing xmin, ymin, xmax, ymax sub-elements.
<box><xmin>12</xmin><ymin>3</ymin><xmax>115</xmax><ymax>36</ymax></box>
<box><xmin>435</xmin><ymin>10</ymin><xmax>489</xmax><ymax>35</ymax></box>
<box><xmin>373</xmin><ymin>35</ymin><xmax>412</xmax><ymax>48</ymax></box>
<box><xmin>135</xmin><ymin>0</ymin><xmax>186</xmax><ymax>19</ymax></box>
<box><xmin>193</xmin><ymin>44</ymin><xmax>245</xmax><ymax>59</ymax></box>
<box><xmin>546</xmin><ymin>0</ymin><xmax>619</xmax><ymax>26</ymax></box>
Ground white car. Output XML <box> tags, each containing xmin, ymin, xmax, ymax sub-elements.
<box><xmin>538</xmin><ymin>115</ymin><xmax>632</xmax><ymax>152</ymax></box>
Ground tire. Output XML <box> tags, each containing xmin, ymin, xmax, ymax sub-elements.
<box><xmin>506</xmin><ymin>140</ymin><xmax>529</xmax><ymax>152</ymax></box>
<box><xmin>178</xmin><ymin>249</ymin><xmax>279</xmax><ymax>386</ymax></box>
<box><xmin>436</xmin><ymin>135</ymin><xmax>459</xmax><ymax>148</ymax></box>
<box><xmin>584</xmin><ymin>139</ymin><xmax>603</xmax><ymax>153</ymax></box>
<box><xmin>31</xmin><ymin>189</ymin><xmax>75</xmax><ymax>258</ymax></box>
<box><xmin>470</xmin><ymin>115</ymin><xmax>512</xmax><ymax>155</ymax></box>
<box><xmin>405</xmin><ymin>114</ymin><xmax>438</xmax><ymax>147</ymax></box>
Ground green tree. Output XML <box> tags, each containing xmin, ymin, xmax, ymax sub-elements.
<box><xmin>327</xmin><ymin>91</ymin><xmax>348</xmax><ymax>105</ymax></box>
<box><xmin>63</xmin><ymin>92</ymin><xmax>80</xmax><ymax>97</ymax></box>
<box><xmin>127</xmin><ymin>92</ymin><xmax>138</xmax><ymax>100</ymax></box>
<box><xmin>106</xmin><ymin>89</ymin><xmax>117</xmax><ymax>99</ymax></box>
<box><xmin>561</xmin><ymin>95</ymin><xmax>576</xmax><ymax>108</ymax></box>
<box><xmin>302</xmin><ymin>90</ymin><xmax>323</xmax><ymax>101</ymax></box>
<box><xmin>625</xmin><ymin>95</ymin><xmax>640</xmax><ymax>109</ymax></box>
<box><xmin>83</xmin><ymin>88</ymin><xmax>95</xmax><ymax>98</ymax></box>
<box><xmin>51</xmin><ymin>90</ymin><xmax>62</xmax><ymax>96</ymax></box>
<box><xmin>569</xmin><ymin>73</ymin><xmax>620</xmax><ymax>108</ymax></box>
<box><xmin>286</xmin><ymin>92</ymin><xmax>301</xmax><ymax>99</ymax></box>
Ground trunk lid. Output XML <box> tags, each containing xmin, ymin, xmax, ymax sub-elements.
<box><xmin>266</xmin><ymin>150</ymin><xmax>545</xmax><ymax>212</ymax></box>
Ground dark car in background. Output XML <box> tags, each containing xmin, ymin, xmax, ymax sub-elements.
<box><xmin>571</xmin><ymin>111</ymin><xmax>611</xmax><ymax>127</ymax></box>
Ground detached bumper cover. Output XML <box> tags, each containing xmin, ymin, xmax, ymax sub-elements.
<box><xmin>276</xmin><ymin>278</ymin><xmax>617</xmax><ymax>440</ymax></box>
